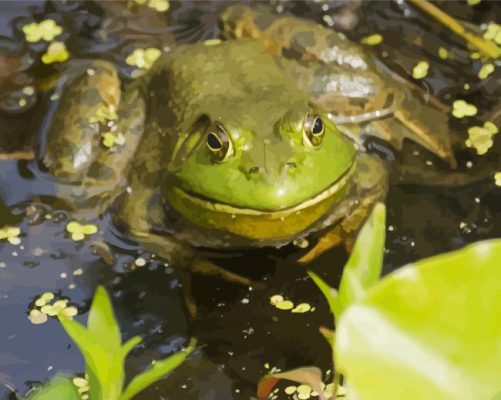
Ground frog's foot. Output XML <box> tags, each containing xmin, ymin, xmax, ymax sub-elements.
<box><xmin>178</xmin><ymin>257</ymin><xmax>259</xmax><ymax>317</ymax></box>
<box><xmin>180</xmin><ymin>258</ymin><xmax>256</xmax><ymax>318</ymax></box>
<box><xmin>190</xmin><ymin>257</ymin><xmax>255</xmax><ymax>287</ymax></box>
<box><xmin>298</xmin><ymin>180</ymin><xmax>386</xmax><ymax>264</ymax></box>
<box><xmin>297</xmin><ymin>225</ymin><xmax>343</xmax><ymax>264</ymax></box>
<box><xmin>394</xmin><ymin>106</ymin><xmax>457</xmax><ymax>168</ymax></box>
<box><xmin>180</xmin><ymin>268</ymin><xmax>198</xmax><ymax>318</ymax></box>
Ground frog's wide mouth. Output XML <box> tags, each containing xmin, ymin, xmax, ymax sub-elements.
<box><xmin>171</xmin><ymin>162</ymin><xmax>356</xmax><ymax>219</ymax></box>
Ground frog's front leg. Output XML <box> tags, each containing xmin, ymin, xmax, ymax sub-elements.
<box><xmin>298</xmin><ymin>154</ymin><xmax>388</xmax><ymax>263</ymax></box>
<box><xmin>134</xmin><ymin>230</ymin><xmax>255</xmax><ymax>285</ymax></box>
<box><xmin>41</xmin><ymin>60</ymin><xmax>145</xmax><ymax>209</ymax></box>
<box><xmin>130</xmin><ymin>230</ymin><xmax>255</xmax><ymax>316</ymax></box>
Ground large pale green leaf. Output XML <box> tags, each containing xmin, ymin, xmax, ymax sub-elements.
<box><xmin>336</xmin><ymin>239</ymin><xmax>501</xmax><ymax>400</ymax></box>
<box><xmin>26</xmin><ymin>375</ymin><xmax>80</xmax><ymax>400</ymax></box>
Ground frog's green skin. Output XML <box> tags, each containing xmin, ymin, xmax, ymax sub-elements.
<box><xmin>40</xmin><ymin>6</ymin><xmax>452</xmax><ymax>271</ymax></box>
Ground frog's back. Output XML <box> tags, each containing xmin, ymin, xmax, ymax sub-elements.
<box><xmin>144</xmin><ymin>39</ymin><xmax>309</xmax><ymax>131</ymax></box>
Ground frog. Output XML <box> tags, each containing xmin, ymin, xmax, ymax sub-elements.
<box><xmin>38</xmin><ymin>5</ymin><xmax>454</xmax><ymax>314</ymax></box>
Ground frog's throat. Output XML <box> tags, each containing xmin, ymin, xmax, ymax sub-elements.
<box><xmin>166</xmin><ymin>162</ymin><xmax>356</xmax><ymax>241</ymax></box>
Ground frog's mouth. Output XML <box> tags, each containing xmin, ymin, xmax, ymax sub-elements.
<box><xmin>166</xmin><ymin>162</ymin><xmax>356</xmax><ymax>240</ymax></box>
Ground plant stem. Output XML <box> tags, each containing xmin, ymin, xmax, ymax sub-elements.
<box><xmin>409</xmin><ymin>0</ymin><xmax>501</xmax><ymax>59</ymax></box>
<box><xmin>332</xmin><ymin>371</ymin><xmax>341</xmax><ymax>400</ymax></box>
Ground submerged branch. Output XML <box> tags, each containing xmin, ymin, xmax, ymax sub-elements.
<box><xmin>409</xmin><ymin>0</ymin><xmax>501</xmax><ymax>59</ymax></box>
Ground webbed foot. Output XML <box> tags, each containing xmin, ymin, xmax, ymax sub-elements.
<box><xmin>297</xmin><ymin>226</ymin><xmax>343</xmax><ymax>264</ymax></box>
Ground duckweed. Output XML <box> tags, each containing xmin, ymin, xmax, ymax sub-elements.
<box><xmin>451</xmin><ymin>99</ymin><xmax>477</xmax><ymax>118</ymax></box>
<box><xmin>478</xmin><ymin>63</ymin><xmax>495</xmax><ymax>79</ymax></box>
<box><xmin>270</xmin><ymin>295</ymin><xmax>293</xmax><ymax>310</ymax></box>
<box><xmin>28</xmin><ymin>309</ymin><xmax>48</xmax><ymax>325</ymax></box>
<box><xmin>72</xmin><ymin>376</ymin><xmax>89</xmax><ymax>400</ymax></box>
<box><xmin>494</xmin><ymin>172</ymin><xmax>501</xmax><ymax>187</ymax></box>
<box><xmin>90</xmin><ymin>104</ymin><xmax>118</xmax><ymax>124</ymax></box>
<box><xmin>134</xmin><ymin>0</ymin><xmax>169</xmax><ymax>12</ymax></box>
<box><xmin>35</xmin><ymin>292</ymin><xmax>55</xmax><ymax>307</ymax></box>
<box><xmin>102</xmin><ymin>132</ymin><xmax>125</xmax><ymax>148</ymax></box>
<box><xmin>296</xmin><ymin>384</ymin><xmax>312</xmax><ymax>399</ymax></box>
<box><xmin>147</xmin><ymin>0</ymin><xmax>169</xmax><ymax>12</ymax></box>
<box><xmin>412</xmin><ymin>61</ymin><xmax>429</xmax><ymax>79</ymax></box>
<box><xmin>41</xmin><ymin>41</ymin><xmax>69</xmax><ymax>64</ymax></box>
<box><xmin>275</xmin><ymin>300</ymin><xmax>294</xmax><ymax>310</ymax></box>
<box><xmin>22</xmin><ymin>19</ymin><xmax>62</xmax><ymax>43</ymax></box>
<box><xmin>204</xmin><ymin>39</ymin><xmax>222</xmax><ymax>46</ymax></box>
<box><xmin>483</xmin><ymin>22</ymin><xmax>501</xmax><ymax>45</ymax></box>
<box><xmin>66</xmin><ymin>221</ymin><xmax>98</xmax><ymax>241</ymax></box>
<box><xmin>126</xmin><ymin>47</ymin><xmax>161</xmax><ymax>70</ymax></box>
<box><xmin>270</xmin><ymin>295</ymin><xmax>314</xmax><ymax>313</ymax></box>
<box><xmin>291</xmin><ymin>303</ymin><xmax>312</xmax><ymax>313</ymax></box>
<box><xmin>29</xmin><ymin>292</ymin><xmax>78</xmax><ymax>324</ymax></box>
<box><xmin>361</xmin><ymin>34</ymin><xmax>383</xmax><ymax>46</ymax></box>
<box><xmin>465</xmin><ymin>121</ymin><xmax>498</xmax><ymax>155</ymax></box>
<box><xmin>438</xmin><ymin>47</ymin><xmax>448</xmax><ymax>59</ymax></box>
<box><xmin>0</xmin><ymin>226</ymin><xmax>21</xmax><ymax>245</ymax></box>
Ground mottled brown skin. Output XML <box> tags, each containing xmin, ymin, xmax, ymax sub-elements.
<box><xmin>221</xmin><ymin>5</ymin><xmax>455</xmax><ymax>166</ymax></box>
<box><xmin>39</xmin><ymin>6</ymin><xmax>455</xmax><ymax>314</ymax></box>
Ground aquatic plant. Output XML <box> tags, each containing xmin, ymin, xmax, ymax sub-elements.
<box><xmin>258</xmin><ymin>203</ymin><xmax>501</xmax><ymax>399</ymax></box>
<box><xmin>26</xmin><ymin>286</ymin><xmax>194</xmax><ymax>400</ymax></box>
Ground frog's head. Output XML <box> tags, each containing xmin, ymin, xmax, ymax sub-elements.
<box><xmin>158</xmin><ymin>40</ymin><xmax>356</xmax><ymax>242</ymax></box>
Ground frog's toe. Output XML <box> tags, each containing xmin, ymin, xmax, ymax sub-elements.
<box><xmin>297</xmin><ymin>226</ymin><xmax>343</xmax><ymax>264</ymax></box>
<box><xmin>190</xmin><ymin>257</ymin><xmax>255</xmax><ymax>287</ymax></box>
<box><xmin>180</xmin><ymin>269</ymin><xmax>198</xmax><ymax>318</ymax></box>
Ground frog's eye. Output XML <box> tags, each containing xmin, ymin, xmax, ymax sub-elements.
<box><xmin>303</xmin><ymin>113</ymin><xmax>325</xmax><ymax>148</ymax></box>
<box><xmin>206</xmin><ymin>123</ymin><xmax>234</xmax><ymax>162</ymax></box>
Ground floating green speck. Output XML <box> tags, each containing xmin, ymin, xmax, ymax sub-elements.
<box><xmin>41</xmin><ymin>41</ymin><xmax>69</xmax><ymax>64</ymax></box>
<box><xmin>452</xmin><ymin>99</ymin><xmax>477</xmax><ymax>118</ymax></box>
<box><xmin>478</xmin><ymin>63</ymin><xmax>495</xmax><ymax>79</ymax></box>
<box><xmin>438</xmin><ymin>47</ymin><xmax>448</xmax><ymax>59</ymax></box>
<box><xmin>412</xmin><ymin>61</ymin><xmax>429</xmax><ymax>80</ymax></box>
<box><xmin>465</xmin><ymin>121</ymin><xmax>498</xmax><ymax>155</ymax></box>
<box><xmin>361</xmin><ymin>34</ymin><xmax>383</xmax><ymax>46</ymax></box>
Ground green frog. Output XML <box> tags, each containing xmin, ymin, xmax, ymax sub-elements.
<box><xmin>39</xmin><ymin>6</ymin><xmax>454</xmax><ymax>312</ymax></box>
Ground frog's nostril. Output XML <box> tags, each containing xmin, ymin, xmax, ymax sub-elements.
<box><xmin>285</xmin><ymin>162</ymin><xmax>297</xmax><ymax>169</ymax></box>
<box><xmin>248</xmin><ymin>166</ymin><xmax>260</xmax><ymax>174</ymax></box>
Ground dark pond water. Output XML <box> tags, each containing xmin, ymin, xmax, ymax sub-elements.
<box><xmin>0</xmin><ymin>1</ymin><xmax>500</xmax><ymax>399</ymax></box>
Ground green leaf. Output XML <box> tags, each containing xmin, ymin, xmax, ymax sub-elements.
<box><xmin>121</xmin><ymin>335</ymin><xmax>142</xmax><ymax>359</ymax></box>
<box><xmin>59</xmin><ymin>316</ymin><xmax>107</xmax><ymax>380</ymax></box>
<box><xmin>59</xmin><ymin>286</ymin><xmax>132</xmax><ymax>400</ymax></box>
<box><xmin>119</xmin><ymin>339</ymin><xmax>196</xmax><ymax>400</ymax></box>
<box><xmin>308</xmin><ymin>203</ymin><xmax>386</xmax><ymax>323</ymax></box>
<box><xmin>88</xmin><ymin>286</ymin><xmax>122</xmax><ymax>352</ymax></box>
<box><xmin>26</xmin><ymin>375</ymin><xmax>80</xmax><ymax>400</ymax></box>
<box><xmin>308</xmin><ymin>271</ymin><xmax>340</xmax><ymax>318</ymax></box>
<box><xmin>336</xmin><ymin>239</ymin><xmax>501</xmax><ymax>400</ymax></box>
<box><xmin>336</xmin><ymin>202</ymin><xmax>386</xmax><ymax>317</ymax></box>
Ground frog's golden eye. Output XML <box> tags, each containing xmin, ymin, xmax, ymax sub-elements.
<box><xmin>206</xmin><ymin>123</ymin><xmax>234</xmax><ymax>162</ymax></box>
<box><xmin>303</xmin><ymin>113</ymin><xmax>325</xmax><ymax>148</ymax></box>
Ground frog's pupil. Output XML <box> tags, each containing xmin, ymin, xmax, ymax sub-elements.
<box><xmin>207</xmin><ymin>132</ymin><xmax>223</xmax><ymax>150</ymax></box>
<box><xmin>312</xmin><ymin>117</ymin><xmax>323</xmax><ymax>135</ymax></box>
